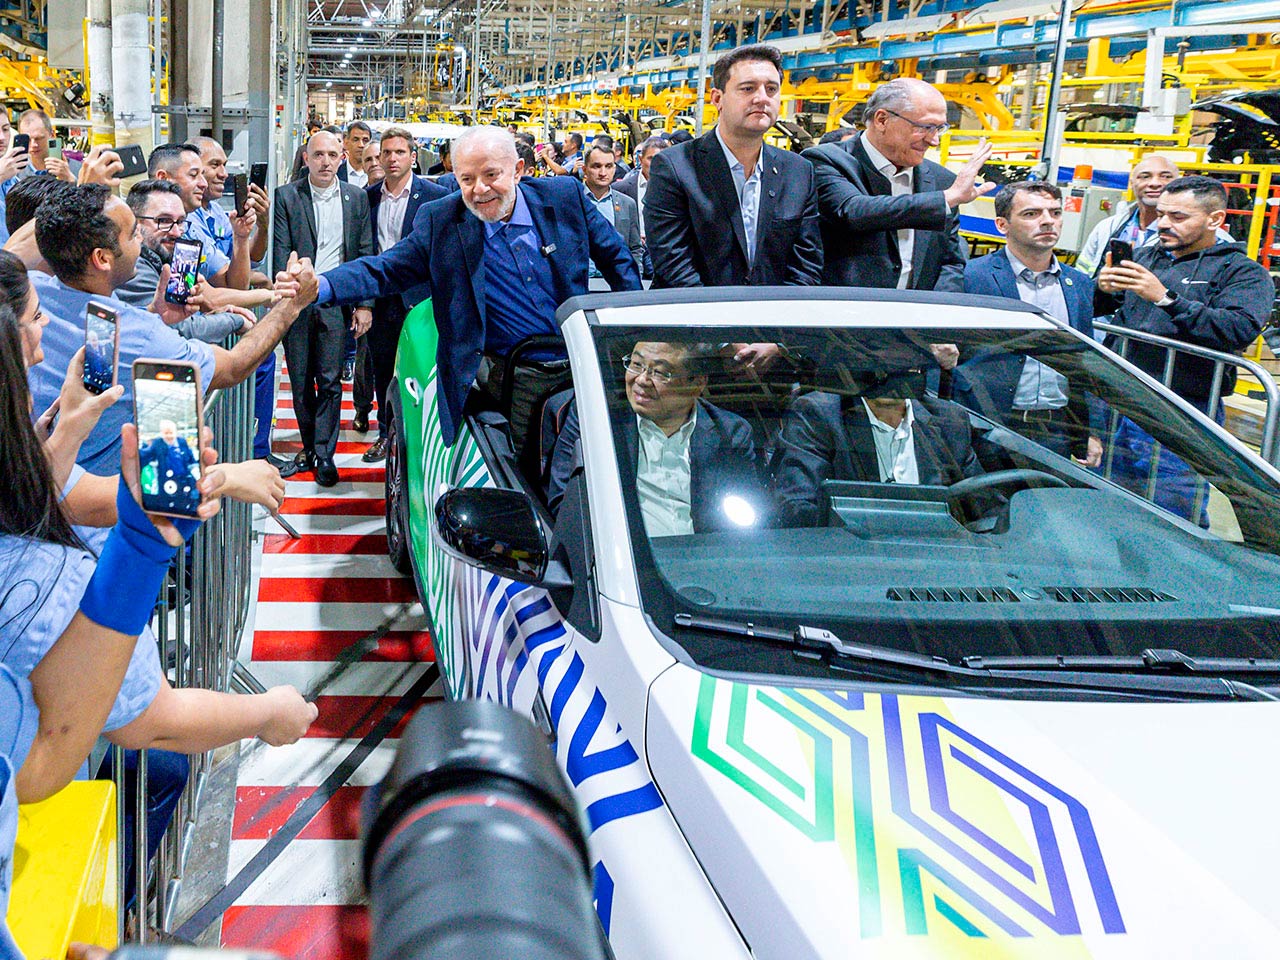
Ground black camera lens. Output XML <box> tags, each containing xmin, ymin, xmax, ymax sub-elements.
<box><xmin>362</xmin><ymin>700</ymin><xmax>604</xmax><ymax>960</ymax></box>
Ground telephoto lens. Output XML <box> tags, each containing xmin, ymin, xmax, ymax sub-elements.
<box><xmin>362</xmin><ymin>700</ymin><xmax>606</xmax><ymax>960</ymax></box>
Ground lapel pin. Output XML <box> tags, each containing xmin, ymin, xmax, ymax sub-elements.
<box><xmin>541</xmin><ymin>243</ymin><xmax>556</xmax><ymax>257</ymax></box>
<box><xmin>772</xmin><ymin>166</ymin><xmax>778</xmax><ymax>175</ymax></box>
<box><xmin>769</xmin><ymin>189</ymin><xmax>776</xmax><ymax>198</ymax></box>
<box><xmin>1064</xmin><ymin>277</ymin><xmax>1073</xmax><ymax>286</ymax></box>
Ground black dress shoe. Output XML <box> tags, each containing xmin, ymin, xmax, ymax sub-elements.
<box><xmin>263</xmin><ymin>453</ymin><xmax>292</xmax><ymax>471</ymax></box>
<box><xmin>362</xmin><ymin>437</ymin><xmax>389</xmax><ymax>463</ymax></box>
<box><xmin>315</xmin><ymin>457</ymin><xmax>339</xmax><ymax>487</ymax></box>
<box><xmin>278</xmin><ymin>449</ymin><xmax>315</xmax><ymax>479</ymax></box>
<box><xmin>341</xmin><ymin>359</ymin><xmax>355</xmax><ymax>382</ymax></box>
<box><xmin>352</xmin><ymin>409</ymin><xmax>370</xmax><ymax>434</ymax></box>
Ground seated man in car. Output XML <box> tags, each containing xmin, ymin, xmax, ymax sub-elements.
<box><xmin>548</xmin><ymin>340</ymin><xmax>769</xmax><ymax>535</ymax></box>
<box><xmin>772</xmin><ymin>368</ymin><xmax>984</xmax><ymax>527</ymax></box>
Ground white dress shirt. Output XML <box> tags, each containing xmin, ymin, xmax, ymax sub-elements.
<box><xmin>310</xmin><ymin>179</ymin><xmax>345</xmax><ymax>274</ymax></box>
<box><xmin>862</xmin><ymin>399</ymin><xmax>920</xmax><ymax>484</ymax></box>
<box><xmin>715</xmin><ymin>126</ymin><xmax>762</xmax><ymax>267</ymax></box>
<box><xmin>635</xmin><ymin>410</ymin><xmax>697</xmax><ymax>537</ymax></box>
<box><xmin>860</xmin><ymin>136</ymin><xmax>915</xmax><ymax>289</ymax></box>
<box><xmin>1006</xmin><ymin>247</ymin><xmax>1070</xmax><ymax>411</ymax></box>
<box><xmin>636</xmin><ymin>174</ymin><xmax>649</xmax><ymax>240</ymax></box>
<box><xmin>377</xmin><ymin>178</ymin><xmax>412</xmax><ymax>253</ymax></box>
<box><xmin>346</xmin><ymin>164</ymin><xmax>369</xmax><ymax>189</ymax></box>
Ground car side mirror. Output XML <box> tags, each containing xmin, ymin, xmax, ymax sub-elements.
<box><xmin>433</xmin><ymin>487</ymin><xmax>571</xmax><ymax>588</ymax></box>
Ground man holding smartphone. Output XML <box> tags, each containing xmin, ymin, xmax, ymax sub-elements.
<box><xmin>191</xmin><ymin>137</ymin><xmax>271</xmax><ymax>274</ymax></box>
<box><xmin>15</xmin><ymin>110</ymin><xmax>77</xmax><ymax>182</ymax></box>
<box><xmin>0</xmin><ymin>113</ymin><xmax>27</xmax><ymax>243</ymax></box>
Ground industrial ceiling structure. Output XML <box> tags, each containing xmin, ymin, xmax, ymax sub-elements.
<box><xmin>301</xmin><ymin>0</ymin><xmax>1276</xmax><ymax>112</ymax></box>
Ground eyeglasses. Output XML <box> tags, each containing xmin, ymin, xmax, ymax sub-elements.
<box><xmin>883</xmin><ymin>109</ymin><xmax>950</xmax><ymax>137</ymax></box>
<box><xmin>622</xmin><ymin>355</ymin><xmax>681</xmax><ymax>385</ymax></box>
<box><xmin>136</xmin><ymin>215</ymin><xmax>186</xmax><ymax>232</ymax></box>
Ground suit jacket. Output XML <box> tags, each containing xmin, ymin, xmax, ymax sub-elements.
<box><xmin>434</xmin><ymin>172</ymin><xmax>459</xmax><ymax>193</ymax></box>
<box><xmin>598</xmin><ymin>188</ymin><xmax>644</xmax><ymax>270</ymax></box>
<box><xmin>272</xmin><ymin>178</ymin><xmax>375</xmax><ymax>310</ymax></box>
<box><xmin>323</xmin><ymin>176</ymin><xmax>642</xmax><ymax>445</ymax></box>
<box><xmin>366</xmin><ymin>174</ymin><xmax>450</xmax><ymax>317</ymax></box>
<box><xmin>946</xmin><ymin>251</ymin><xmax>1099</xmax><ymax>443</ymax></box>
<box><xmin>773</xmin><ymin>392</ymin><xmax>982</xmax><ymax>527</ymax></box>
<box><xmin>645</xmin><ymin>130</ymin><xmax>823</xmax><ymax>288</ymax></box>
<box><xmin>802</xmin><ymin>133</ymin><xmax>966</xmax><ymax>290</ymax></box>
<box><xmin>614</xmin><ymin>167</ymin><xmax>640</xmax><ymax>203</ymax></box>
<box><xmin>549</xmin><ymin>398</ymin><xmax>768</xmax><ymax>533</ymax></box>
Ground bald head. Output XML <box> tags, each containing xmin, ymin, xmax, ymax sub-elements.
<box><xmin>862</xmin><ymin>78</ymin><xmax>949</xmax><ymax>170</ymax></box>
<box><xmin>1131</xmin><ymin>154</ymin><xmax>1179</xmax><ymax>210</ymax></box>
<box><xmin>305</xmin><ymin>130</ymin><xmax>344</xmax><ymax>188</ymax></box>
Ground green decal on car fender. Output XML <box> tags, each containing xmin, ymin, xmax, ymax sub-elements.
<box><xmin>395</xmin><ymin>297</ymin><xmax>490</xmax><ymax>699</ymax></box>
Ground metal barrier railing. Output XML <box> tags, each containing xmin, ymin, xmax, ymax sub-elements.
<box><xmin>1095</xmin><ymin>320</ymin><xmax>1280</xmax><ymax>468</ymax></box>
<box><xmin>112</xmin><ymin>347</ymin><xmax>259</xmax><ymax>941</ymax></box>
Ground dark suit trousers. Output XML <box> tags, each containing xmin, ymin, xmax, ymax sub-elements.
<box><xmin>367</xmin><ymin>301</ymin><xmax>405</xmax><ymax>439</ymax></box>
<box><xmin>283</xmin><ymin>304</ymin><xmax>345</xmax><ymax>459</ymax></box>
<box><xmin>353</xmin><ymin>334</ymin><xmax>375</xmax><ymax>416</ymax></box>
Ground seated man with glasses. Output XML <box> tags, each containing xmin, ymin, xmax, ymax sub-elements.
<box><xmin>802</xmin><ymin>77</ymin><xmax>997</xmax><ymax>292</ymax></box>
<box><xmin>547</xmin><ymin>340</ymin><xmax>768</xmax><ymax>536</ymax></box>
<box><xmin>115</xmin><ymin>179</ymin><xmax>252</xmax><ymax>343</ymax></box>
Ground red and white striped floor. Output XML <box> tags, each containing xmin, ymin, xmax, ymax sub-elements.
<box><xmin>215</xmin><ymin>366</ymin><xmax>440</xmax><ymax>958</ymax></box>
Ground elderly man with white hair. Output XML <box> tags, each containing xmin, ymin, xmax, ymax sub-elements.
<box><xmin>301</xmin><ymin>125</ymin><xmax>642</xmax><ymax>447</ymax></box>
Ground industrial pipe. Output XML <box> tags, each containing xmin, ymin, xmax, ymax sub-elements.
<box><xmin>87</xmin><ymin>0</ymin><xmax>114</xmax><ymax>143</ymax></box>
<box><xmin>111</xmin><ymin>0</ymin><xmax>152</xmax><ymax>150</ymax></box>
<box><xmin>694</xmin><ymin>0</ymin><xmax>710</xmax><ymax>135</ymax></box>
<box><xmin>211</xmin><ymin>0</ymin><xmax>225</xmax><ymax>142</ymax></box>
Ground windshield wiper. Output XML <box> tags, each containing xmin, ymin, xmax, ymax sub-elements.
<box><xmin>675</xmin><ymin>615</ymin><xmax>1280</xmax><ymax>701</ymax></box>
<box><xmin>963</xmin><ymin>648</ymin><xmax>1280</xmax><ymax>675</ymax></box>
<box><xmin>674</xmin><ymin>612</ymin><xmax>967</xmax><ymax>675</ymax></box>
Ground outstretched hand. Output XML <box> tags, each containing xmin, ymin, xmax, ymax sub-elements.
<box><xmin>944</xmin><ymin>138</ymin><xmax>998</xmax><ymax>208</ymax></box>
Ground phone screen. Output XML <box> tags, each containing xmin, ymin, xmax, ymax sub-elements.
<box><xmin>166</xmin><ymin>239</ymin><xmax>202</xmax><ymax>304</ymax></box>
<box><xmin>134</xmin><ymin>362</ymin><xmax>203</xmax><ymax>517</ymax></box>
<box><xmin>83</xmin><ymin>302</ymin><xmax>118</xmax><ymax>394</ymax></box>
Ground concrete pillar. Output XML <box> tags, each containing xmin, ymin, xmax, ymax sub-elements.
<box><xmin>87</xmin><ymin>0</ymin><xmax>114</xmax><ymax>143</ymax></box>
<box><xmin>111</xmin><ymin>0</ymin><xmax>153</xmax><ymax>149</ymax></box>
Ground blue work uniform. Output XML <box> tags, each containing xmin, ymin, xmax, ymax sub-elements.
<box><xmin>26</xmin><ymin>272</ymin><xmax>217</xmax><ymax>477</ymax></box>
<box><xmin>184</xmin><ymin>206</ymin><xmax>231</xmax><ymax>280</ymax></box>
<box><xmin>0</xmin><ymin>663</ymin><xmax>36</xmax><ymax>959</ymax></box>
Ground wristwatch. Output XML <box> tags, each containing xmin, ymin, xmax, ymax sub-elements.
<box><xmin>1154</xmin><ymin>290</ymin><xmax>1179</xmax><ymax>309</ymax></box>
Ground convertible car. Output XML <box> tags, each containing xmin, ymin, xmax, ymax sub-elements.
<box><xmin>383</xmin><ymin>287</ymin><xmax>1280</xmax><ymax>958</ymax></box>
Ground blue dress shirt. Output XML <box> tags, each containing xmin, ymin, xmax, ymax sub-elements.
<box><xmin>480</xmin><ymin>190</ymin><xmax>560</xmax><ymax>356</ymax></box>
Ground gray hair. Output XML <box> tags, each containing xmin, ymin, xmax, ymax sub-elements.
<box><xmin>452</xmin><ymin>126</ymin><xmax>517</xmax><ymax>164</ymax></box>
<box><xmin>863</xmin><ymin>80</ymin><xmax>919</xmax><ymax>122</ymax></box>
<box><xmin>637</xmin><ymin>136</ymin><xmax>669</xmax><ymax>159</ymax></box>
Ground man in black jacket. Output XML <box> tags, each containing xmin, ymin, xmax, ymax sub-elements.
<box><xmin>1097</xmin><ymin>174</ymin><xmax>1274</xmax><ymax>521</ymax></box>
<box><xmin>644</xmin><ymin>44</ymin><xmax>822</xmax><ymax>288</ymax></box>
<box><xmin>802</xmin><ymin>78</ymin><xmax>993</xmax><ymax>290</ymax></box>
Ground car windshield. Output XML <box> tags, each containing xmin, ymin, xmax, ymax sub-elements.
<box><xmin>590</xmin><ymin>321</ymin><xmax>1280</xmax><ymax>681</ymax></box>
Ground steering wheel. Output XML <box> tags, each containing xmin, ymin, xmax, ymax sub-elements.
<box><xmin>945</xmin><ymin>468</ymin><xmax>1070</xmax><ymax>502</ymax></box>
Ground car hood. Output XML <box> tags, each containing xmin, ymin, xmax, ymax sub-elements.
<box><xmin>645</xmin><ymin>666</ymin><xmax>1280</xmax><ymax>958</ymax></box>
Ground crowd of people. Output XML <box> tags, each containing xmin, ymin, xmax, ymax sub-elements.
<box><xmin>0</xmin><ymin>36</ymin><xmax>1274</xmax><ymax>958</ymax></box>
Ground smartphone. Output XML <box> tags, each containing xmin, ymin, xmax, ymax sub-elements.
<box><xmin>132</xmin><ymin>360</ymin><xmax>205</xmax><ymax>518</ymax></box>
<box><xmin>1107</xmin><ymin>238</ymin><xmax>1134</xmax><ymax>266</ymax></box>
<box><xmin>11</xmin><ymin>132</ymin><xmax>28</xmax><ymax>168</ymax></box>
<box><xmin>83</xmin><ymin>301</ymin><xmax>120</xmax><ymax>395</ymax></box>
<box><xmin>231</xmin><ymin>172</ymin><xmax>249</xmax><ymax>217</ymax></box>
<box><xmin>249</xmin><ymin>161</ymin><xmax>269</xmax><ymax>191</ymax></box>
<box><xmin>116</xmin><ymin>143</ymin><xmax>147</xmax><ymax>177</ymax></box>
<box><xmin>47</xmin><ymin>138</ymin><xmax>62</xmax><ymax>161</ymax></box>
<box><xmin>166</xmin><ymin>237</ymin><xmax>203</xmax><ymax>304</ymax></box>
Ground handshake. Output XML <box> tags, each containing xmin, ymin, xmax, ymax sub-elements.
<box><xmin>272</xmin><ymin>251</ymin><xmax>320</xmax><ymax>307</ymax></box>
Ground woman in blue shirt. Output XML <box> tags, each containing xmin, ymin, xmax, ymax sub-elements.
<box><xmin>0</xmin><ymin>296</ymin><xmax>218</xmax><ymax>956</ymax></box>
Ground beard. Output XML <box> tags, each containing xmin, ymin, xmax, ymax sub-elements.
<box><xmin>464</xmin><ymin>190</ymin><xmax>516</xmax><ymax>224</ymax></box>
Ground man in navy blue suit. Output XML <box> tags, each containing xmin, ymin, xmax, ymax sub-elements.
<box><xmin>938</xmin><ymin>180</ymin><xmax>1101</xmax><ymax>465</ymax></box>
<box><xmin>358</xmin><ymin>126</ymin><xmax>449</xmax><ymax>462</ymax></box>
<box><xmin>301</xmin><ymin>125</ymin><xmax>641</xmax><ymax>448</ymax></box>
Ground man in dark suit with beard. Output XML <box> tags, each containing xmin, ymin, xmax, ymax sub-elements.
<box><xmin>802</xmin><ymin>78</ymin><xmax>994</xmax><ymax>291</ymax></box>
<box><xmin>644</xmin><ymin>44</ymin><xmax>822</xmax><ymax>288</ymax></box>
